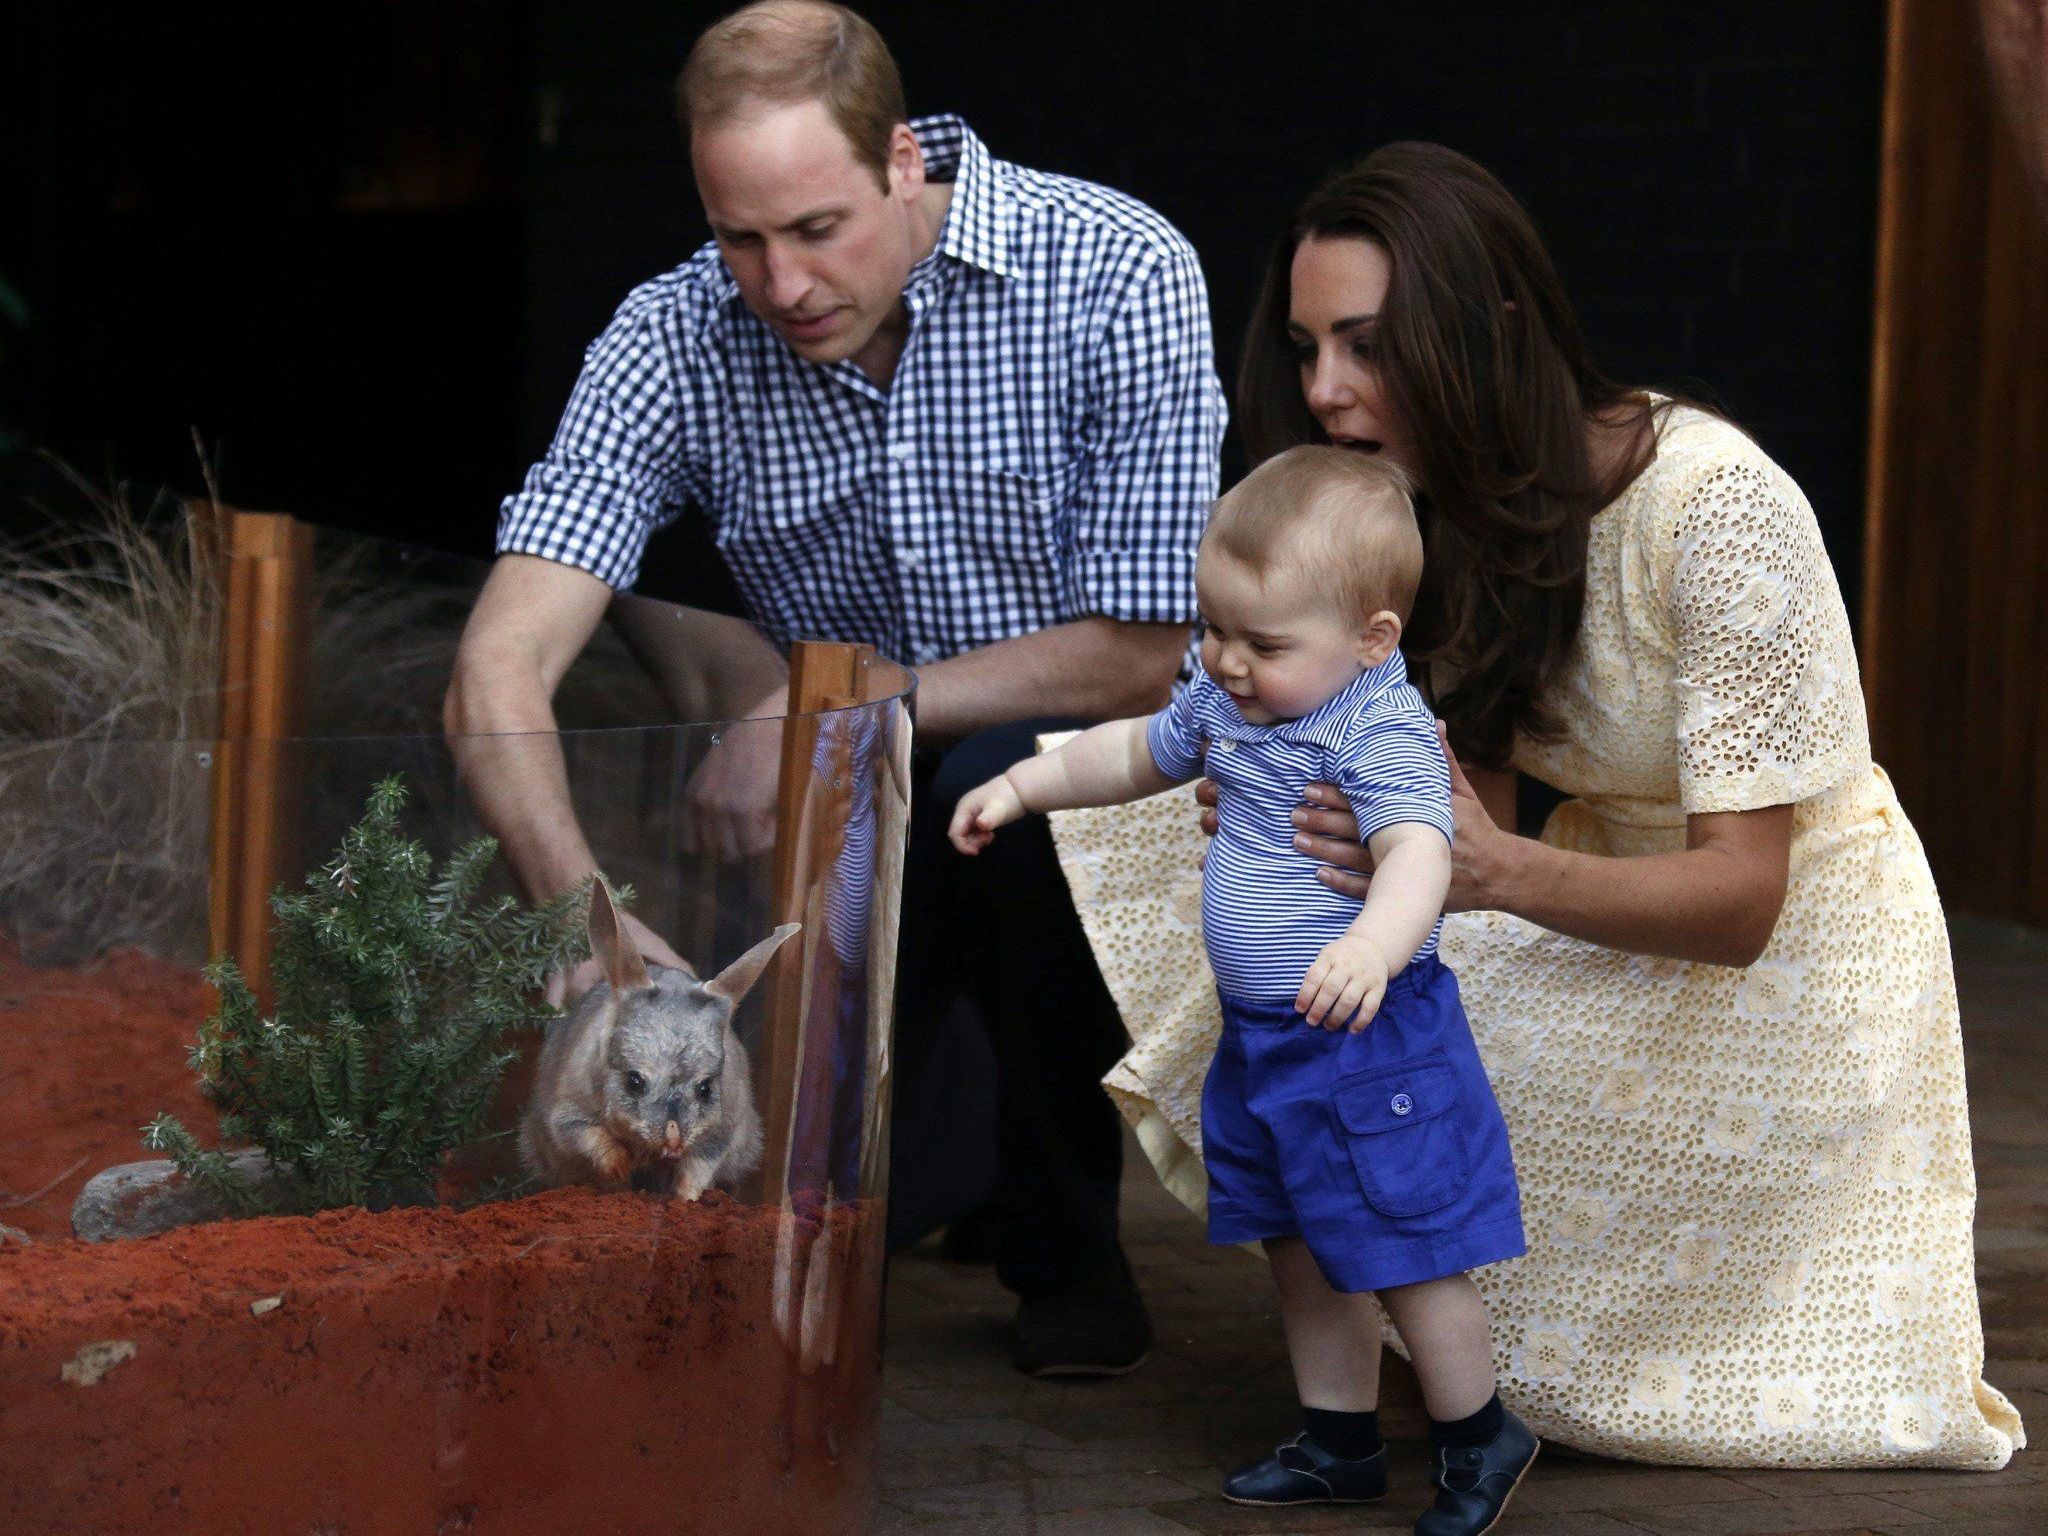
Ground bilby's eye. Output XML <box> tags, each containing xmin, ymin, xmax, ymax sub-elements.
<box><xmin>624</xmin><ymin>1071</ymin><xmax>648</xmax><ymax>1096</ymax></box>
<box><xmin>695</xmin><ymin>1077</ymin><xmax>714</xmax><ymax>1103</ymax></box>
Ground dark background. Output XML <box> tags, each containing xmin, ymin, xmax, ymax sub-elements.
<box><xmin>3</xmin><ymin>0</ymin><xmax>1883</xmax><ymax>615</ymax></box>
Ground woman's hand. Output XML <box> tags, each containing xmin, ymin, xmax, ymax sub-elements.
<box><xmin>1284</xmin><ymin>724</ymin><xmax>1530</xmax><ymax>914</ymax></box>
<box><xmin>1430</xmin><ymin>722</ymin><xmax>1527</xmax><ymax>913</ymax></box>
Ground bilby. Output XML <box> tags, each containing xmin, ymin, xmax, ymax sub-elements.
<box><xmin>520</xmin><ymin>881</ymin><xmax>797</xmax><ymax>1200</ymax></box>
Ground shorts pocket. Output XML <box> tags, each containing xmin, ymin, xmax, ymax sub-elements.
<box><xmin>1331</xmin><ymin>1052</ymin><xmax>1470</xmax><ymax>1218</ymax></box>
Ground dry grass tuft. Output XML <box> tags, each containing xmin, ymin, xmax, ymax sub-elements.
<box><xmin>0</xmin><ymin>471</ymin><xmax>224</xmax><ymax>962</ymax></box>
<box><xmin>0</xmin><ymin>469</ymin><xmax>479</xmax><ymax>966</ymax></box>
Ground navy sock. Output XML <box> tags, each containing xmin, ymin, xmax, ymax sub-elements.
<box><xmin>1429</xmin><ymin>1393</ymin><xmax>1505</xmax><ymax>1448</ymax></box>
<box><xmin>1301</xmin><ymin>1407</ymin><xmax>1382</xmax><ymax>1460</ymax></box>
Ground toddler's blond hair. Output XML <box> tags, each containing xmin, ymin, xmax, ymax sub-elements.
<box><xmin>1204</xmin><ymin>446</ymin><xmax>1423</xmax><ymax>624</ymax></box>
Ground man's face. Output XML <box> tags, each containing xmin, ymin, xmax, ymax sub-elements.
<box><xmin>693</xmin><ymin>99</ymin><xmax>926</xmax><ymax>366</ymax></box>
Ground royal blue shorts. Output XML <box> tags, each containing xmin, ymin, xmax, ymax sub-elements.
<box><xmin>1203</xmin><ymin>956</ymin><xmax>1526</xmax><ymax>1293</ymax></box>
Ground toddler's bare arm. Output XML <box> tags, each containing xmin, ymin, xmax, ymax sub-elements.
<box><xmin>949</xmin><ymin>717</ymin><xmax>1178</xmax><ymax>853</ymax></box>
<box><xmin>1299</xmin><ymin>822</ymin><xmax>1452</xmax><ymax>1029</ymax></box>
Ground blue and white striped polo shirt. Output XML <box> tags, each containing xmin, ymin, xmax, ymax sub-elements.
<box><xmin>497</xmin><ymin>115</ymin><xmax>1224</xmax><ymax>666</ymax></box>
<box><xmin>1146</xmin><ymin>653</ymin><xmax>1454</xmax><ymax>1001</ymax></box>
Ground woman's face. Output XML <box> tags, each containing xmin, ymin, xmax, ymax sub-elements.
<box><xmin>1287</xmin><ymin>236</ymin><xmax>1416</xmax><ymax>478</ymax></box>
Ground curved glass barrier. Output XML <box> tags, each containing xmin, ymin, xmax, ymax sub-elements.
<box><xmin>0</xmin><ymin>516</ymin><xmax>912</xmax><ymax>1535</ymax></box>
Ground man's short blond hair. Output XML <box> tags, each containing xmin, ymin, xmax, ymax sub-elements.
<box><xmin>677</xmin><ymin>1</ymin><xmax>906</xmax><ymax>190</ymax></box>
<box><xmin>1204</xmin><ymin>446</ymin><xmax>1424</xmax><ymax>624</ymax></box>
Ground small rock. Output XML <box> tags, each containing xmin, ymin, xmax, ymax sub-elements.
<box><xmin>70</xmin><ymin>1151</ymin><xmax>307</xmax><ymax>1242</ymax></box>
<box><xmin>249</xmin><ymin>1296</ymin><xmax>283</xmax><ymax>1317</ymax></box>
<box><xmin>61</xmin><ymin>1339</ymin><xmax>136</xmax><ymax>1386</ymax></box>
<box><xmin>0</xmin><ymin>1223</ymin><xmax>31</xmax><ymax>1247</ymax></box>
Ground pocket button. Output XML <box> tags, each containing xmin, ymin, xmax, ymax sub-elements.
<box><xmin>1390</xmin><ymin>1092</ymin><xmax>1414</xmax><ymax>1117</ymax></box>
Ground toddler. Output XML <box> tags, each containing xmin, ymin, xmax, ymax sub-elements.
<box><xmin>951</xmin><ymin>446</ymin><xmax>1536</xmax><ymax>1536</ymax></box>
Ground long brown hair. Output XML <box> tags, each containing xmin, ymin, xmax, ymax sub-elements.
<box><xmin>1239</xmin><ymin>142</ymin><xmax>1670</xmax><ymax>768</ymax></box>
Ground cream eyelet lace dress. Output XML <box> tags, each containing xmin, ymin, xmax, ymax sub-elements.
<box><xmin>1046</xmin><ymin>406</ymin><xmax>2024</xmax><ymax>1468</ymax></box>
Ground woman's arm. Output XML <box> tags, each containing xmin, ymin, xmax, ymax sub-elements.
<box><xmin>1467</xmin><ymin>796</ymin><xmax>1792</xmax><ymax>968</ymax></box>
<box><xmin>1289</xmin><ymin>726</ymin><xmax>1793</xmax><ymax>969</ymax></box>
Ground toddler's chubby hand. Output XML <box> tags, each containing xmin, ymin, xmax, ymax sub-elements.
<box><xmin>949</xmin><ymin>775</ymin><xmax>1027</xmax><ymax>855</ymax></box>
<box><xmin>1297</xmin><ymin>934</ymin><xmax>1390</xmax><ymax>1032</ymax></box>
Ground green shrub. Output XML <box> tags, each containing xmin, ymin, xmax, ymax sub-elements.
<box><xmin>143</xmin><ymin>775</ymin><xmax>589</xmax><ymax>1213</ymax></box>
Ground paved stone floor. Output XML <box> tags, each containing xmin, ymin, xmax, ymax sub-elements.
<box><xmin>876</xmin><ymin>918</ymin><xmax>2048</xmax><ymax>1535</ymax></box>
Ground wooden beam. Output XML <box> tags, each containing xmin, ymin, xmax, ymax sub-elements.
<box><xmin>1862</xmin><ymin>0</ymin><xmax>2048</xmax><ymax>926</ymax></box>
<box><xmin>205</xmin><ymin>509</ymin><xmax>314</xmax><ymax>1000</ymax></box>
<box><xmin>758</xmin><ymin>640</ymin><xmax>871</xmax><ymax>1199</ymax></box>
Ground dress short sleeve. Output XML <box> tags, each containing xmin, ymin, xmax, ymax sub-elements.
<box><xmin>1666</xmin><ymin>456</ymin><xmax>1867</xmax><ymax>814</ymax></box>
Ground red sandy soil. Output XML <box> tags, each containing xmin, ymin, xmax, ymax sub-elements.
<box><xmin>0</xmin><ymin>939</ymin><xmax>216</xmax><ymax>1240</ymax></box>
<box><xmin>0</xmin><ymin>943</ymin><xmax>881</xmax><ymax>1536</ymax></box>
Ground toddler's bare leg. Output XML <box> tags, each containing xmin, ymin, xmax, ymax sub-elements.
<box><xmin>1376</xmin><ymin>1272</ymin><xmax>1495</xmax><ymax>1421</ymax></box>
<box><xmin>1265</xmin><ymin>1237</ymin><xmax>1382</xmax><ymax>1411</ymax></box>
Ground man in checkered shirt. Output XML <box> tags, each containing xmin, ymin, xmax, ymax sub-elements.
<box><xmin>446</xmin><ymin>1</ymin><xmax>1223</xmax><ymax>1376</ymax></box>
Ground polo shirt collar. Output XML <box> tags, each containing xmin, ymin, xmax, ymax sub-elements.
<box><xmin>1208</xmin><ymin>649</ymin><xmax>1416</xmax><ymax>747</ymax></box>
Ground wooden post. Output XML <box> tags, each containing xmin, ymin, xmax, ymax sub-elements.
<box><xmin>1861</xmin><ymin>0</ymin><xmax>2048</xmax><ymax>926</ymax></box>
<box><xmin>204</xmin><ymin>509</ymin><xmax>315</xmax><ymax>999</ymax></box>
<box><xmin>759</xmin><ymin>639</ymin><xmax>870</xmax><ymax>1199</ymax></box>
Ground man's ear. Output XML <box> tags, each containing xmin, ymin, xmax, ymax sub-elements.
<box><xmin>886</xmin><ymin>121</ymin><xmax>924</xmax><ymax>201</ymax></box>
<box><xmin>588</xmin><ymin>878</ymin><xmax>651</xmax><ymax>996</ymax></box>
<box><xmin>1357</xmin><ymin>609</ymin><xmax>1404</xmax><ymax>668</ymax></box>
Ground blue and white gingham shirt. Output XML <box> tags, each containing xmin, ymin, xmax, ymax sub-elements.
<box><xmin>499</xmin><ymin>116</ymin><xmax>1226</xmax><ymax>666</ymax></box>
<box><xmin>1147</xmin><ymin>654</ymin><xmax>1454</xmax><ymax>1000</ymax></box>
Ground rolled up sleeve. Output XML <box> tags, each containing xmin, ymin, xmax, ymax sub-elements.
<box><xmin>1063</xmin><ymin>241</ymin><xmax>1225</xmax><ymax>625</ymax></box>
<box><xmin>497</xmin><ymin>293</ymin><xmax>693</xmax><ymax>592</ymax></box>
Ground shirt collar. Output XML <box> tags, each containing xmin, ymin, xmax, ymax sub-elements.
<box><xmin>912</xmin><ymin>114</ymin><xmax>1018</xmax><ymax>280</ymax></box>
<box><xmin>1206</xmin><ymin>649</ymin><xmax>1415</xmax><ymax>744</ymax></box>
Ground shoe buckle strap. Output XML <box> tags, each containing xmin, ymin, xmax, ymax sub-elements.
<box><xmin>1276</xmin><ymin>1437</ymin><xmax>1318</xmax><ymax>1472</ymax></box>
<box><xmin>1276</xmin><ymin>1437</ymin><xmax>1336</xmax><ymax>1492</ymax></box>
<box><xmin>1438</xmin><ymin>1444</ymin><xmax>1487</xmax><ymax>1493</ymax></box>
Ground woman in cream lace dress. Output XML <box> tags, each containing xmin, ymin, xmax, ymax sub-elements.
<box><xmin>1050</xmin><ymin>143</ymin><xmax>2023</xmax><ymax>1468</ymax></box>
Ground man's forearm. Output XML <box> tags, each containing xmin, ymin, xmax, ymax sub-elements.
<box><xmin>445</xmin><ymin>655</ymin><xmax>602</xmax><ymax>903</ymax></box>
<box><xmin>913</xmin><ymin>617</ymin><xmax>1186</xmax><ymax>738</ymax></box>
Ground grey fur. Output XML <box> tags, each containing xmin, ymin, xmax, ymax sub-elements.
<box><xmin>520</xmin><ymin>900</ymin><xmax>798</xmax><ymax>1201</ymax></box>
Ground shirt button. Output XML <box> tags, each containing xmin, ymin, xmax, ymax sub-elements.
<box><xmin>887</xmin><ymin>440</ymin><xmax>914</xmax><ymax>461</ymax></box>
<box><xmin>1216</xmin><ymin>740</ymin><xmax>1236</xmax><ymax>754</ymax></box>
<box><xmin>898</xmin><ymin>548</ymin><xmax>922</xmax><ymax>569</ymax></box>
<box><xmin>1390</xmin><ymin>1093</ymin><xmax>1414</xmax><ymax>1117</ymax></box>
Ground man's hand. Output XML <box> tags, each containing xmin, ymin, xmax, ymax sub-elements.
<box><xmin>1296</xmin><ymin>932</ymin><xmax>1390</xmax><ymax>1032</ymax></box>
<box><xmin>546</xmin><ymin>906</ymin><xmax>692</xmax><ymax>1009</ymax></box>
<box><xmin>949</xmin><ymin>775</ymin><xmax>1027</xmax><ymax>855</ymax></box>
<box><xmin>681</xmin><ymin>712</ymin><xmax>783</xmax><ymax>864</ymax></box>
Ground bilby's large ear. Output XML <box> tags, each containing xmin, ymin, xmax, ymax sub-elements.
<box><xmin>588</xmin><ymin>878</ymin><xmax>651</xmax><ymax>996</ymax></box>
<box><xmin>706</xmin><ymin>923</ymin><xmax>802</xmax><ymax>1008</ymax></box>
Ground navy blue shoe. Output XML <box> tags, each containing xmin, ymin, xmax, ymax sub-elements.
<box><xmin>1416</xmin><ymin>1409</ymin><xmax>1539</xmax><ymax>1535</ymax></box>
<box><xmin>1222</xmin><ymin>1434</ymin><xmax>1388</xmax><ymax>1506</ymax></box>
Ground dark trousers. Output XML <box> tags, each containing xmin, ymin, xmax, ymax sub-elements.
<box><xmin>883</xmin><ymin>718</ymin><xmax>1130</xmax><ymax>1297</ymax></box>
